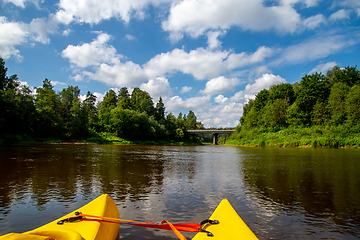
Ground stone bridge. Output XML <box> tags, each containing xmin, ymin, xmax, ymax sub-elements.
<box><xmin>187</xmin><ymin>129</ymin><xmax>235</xmax><ymax>145</ymax></box>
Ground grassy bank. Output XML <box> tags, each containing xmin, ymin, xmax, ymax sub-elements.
<box><xmin>0</xmin><ymin>132</ymin><xmax>201</xmax><ymax>146</ymax></box>
<box><xmin>226</xmin><ymin>125</ymin><xmax>360</xmax><ymax>148</ymax></box>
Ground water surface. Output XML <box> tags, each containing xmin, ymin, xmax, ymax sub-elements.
<box><xmin>0</xmin><ymin>145</ymin><xmax>359</xmax><ymax>239</ymax></box>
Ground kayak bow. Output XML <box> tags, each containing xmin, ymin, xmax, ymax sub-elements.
<box><xmin>0</xmin><ymin>194</ymin><xmax>120</xmax><ymax>240</ymax></box>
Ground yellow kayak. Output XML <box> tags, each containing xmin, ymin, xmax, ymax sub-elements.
<box><xmin>192</xmin><ymin>199</ymin><xmax>258</xmax><ymax>240</ymax></box>
<box><xmin>0</xmin><ymin>194</ymin><xmax>119</xmax><ymax>240</ymax></box>
<box><xmin>0</xmin><ymin>195</ymin><xmax>257</xmax><ymax>240</ymax></box>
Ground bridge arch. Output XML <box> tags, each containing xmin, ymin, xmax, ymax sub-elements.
<box><xmin>187</xmin><ymin>129</ymin><xmax>235</xmax><ymax>145</ymax></box>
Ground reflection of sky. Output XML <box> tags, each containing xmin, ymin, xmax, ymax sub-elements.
<box><xmin>1</xmin><ymin>145</ymin><xmax>360</xmax><ymax>239</ymax></box>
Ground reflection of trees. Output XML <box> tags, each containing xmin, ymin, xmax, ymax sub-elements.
<box><xmin>241</xmin><ymin>148</ymin><xmax>360</xmax><ymax>234</ymax></box>
<box><xmin>0</xmin><ymin>145</ymin><xmax>165</xmax><ymax>215</ymax></box>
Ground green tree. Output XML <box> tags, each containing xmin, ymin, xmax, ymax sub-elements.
<box><xmin>240</xmin><ymin>99</ymin><xmax>254</xmax><ymax>126</ymax></box>
<box><xmin>35</xmin><ymin>79</ymin><xmax>62</xmax><ymax>137</ymax></box>
<box><xmin>59</xmin><ymin>85</ymin><xmax>82</xmax><ymax>137</ymax></box>
<box><xmin>325</xmin><ymin>65</ymin><xmax>341</xmax><ymax>85</ymax></box>
<box><xmin>155</xmin><ymin>97</ymin><xmax>165</xmax><ymax>122</ymax></box>
<box><xmin>268</xmin><ymin>99</ymin><xmax>288</xmax><ymax>127</ymax></box>
<box><xmin>295</xmin><ymin>73</ymin><xmax>330</xmax><ymax>125</ymax></box>
<box><xmin>15</xmin><ymin>85</ymin><xmax>37</xmax><ymax>135</ymax></box>
<box><xmin>118</xmin><ymin>87</ymin><xmax>131</xmax><ymax>109</ymax></box>
<box><xmin>253</xmin><ymin>89</ymin><xmax>269</xmax><ymax>112</ymax></box>
<box><xmin>99</xmin><ymin>89</ymin><xmax>117</xmax><ymax>131</ymax></box>
<box><xmin>311</xmin><ymin>101</ymin><xmax>330</xmax><ymax>126</ymax></box>
<box><xmin>130</xmin><ymin>88</ymin><xmax>155</xmax><ymax>116</ymax></box>
<box><xmin>164</xmin><ymin>113</ymin><xmax>178</xmax><ymax>139</ymax></box>
<box><xmin>185</xmin><ymin>110</ymin><xmax>197</xmax><ymax>129</ymax></box>
<box><xmin>286</xmin><ymin>102</ymin><xmax>306</xmax><ymax>127</ymax></box>
<box><xmin>345</xmin><ymin>85</ymin><xmax>360</xmax><ymax>125</ymax></box>
<box><xmin>0</xmin><ymin>58</ymin><xmax>20</xmax><ymax>134</ymax></box>
<box><xmin>328</xmin><ymin>82</ymin><xmax>350</xmax><ymax>125</ymax></box>
<box><xmin>82</xmin><ymin>91</ymin><xmax>98</xmax><ymax>131</ymax></box>
<box><xmin>333</xmin><ymin>66</ymin><xmax>360</xmax><ymax>87</ymax></box>
<box><xmin>269</xmin><ymin>83</ymin><xmax>295</xmax><ymax>105</ymax></box>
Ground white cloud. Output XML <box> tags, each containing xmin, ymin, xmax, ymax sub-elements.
<box><xmin>144</xmin><ymin>46</ymin><xmax>273</xmax><ymax>80</ymax></box>
<box><xmin>198</xmin><ymin>101</ymin><xmax>243</xmax><ymax>128</ymax></box>
<box><xmin>303</xmin><ymin>14</ymin><xmax>326</xmax><ymax>29</ymax></box>
<box><xmin>50</xmin><ymin>80</ymin><xmax>66</xmax><ymax>86</ymax></box>
<box><xmin>62</xmin><ymin>29</ymin><xmax>71</xmax><ymax>36</ymax></box>
<box><xmin>329</xmin><ymin>9</ymin><xmax>351</xmax><ymax>21</ymax></box>
<box><xmin>62</xmin><ymin>32</ymin><xmax>273</xmax><ymax>87</ymax></box>
<box><xmin>0</xmin><ymin>17</ymin><xmax>28</xmax><ymax>60</ymax></box>
<box><xmin>83</xmin><ymin>60</ymin><xmax>146</xmax><ymax>87</ymax></box>
<box><xmin>207</xmin><ymin>30</ymin><xmax>225</xmax><ymax>49</ymax></box>
<box><xmin>272</xmin><ymin>33</ymin><xmax>354</xmax><ymax>66</ymax></box>
<box><xmin>231</xmin><ymin>74</ymin><xmax>286</xmax><ymax>102</ymax></box>
<box><xmin>62</xmin><ymin>33</ymin><xmax>119</xmax><ymax>68</ymax></box>
<box><xmin>140</xmin><ymin>77</ymin><xmax>171</xmax><ymax>100</ymax></box>
<box><xmin>93</xmin><ymin>92</ymin><xmax>105</xmax><ymax>103</ymax></box>
<box><xmin>308</xmin><ymin>62</ymin><xmax>337</xmax><ymax>74</ymax></box>
<box><xmin>162</xmin><ymin>0</ymin><xmax>324</xmax><ymax>41</ymax></box>
<box><xmin>280</xmin><ymin>0</ymin><xmax>320</xmax><ymax>8</ymax></box>
<box><xmin>3</xmin><ymin>0</ymin><xmax>43</xmax><ymax>8</ymax></box>
<box><xmin>165</xmin><ymin>95</ymin><xmax>211</xmax><ymax>112</ymax></box>
<box><xmin>181</xmin><ymin>86</ymin><xmax>192</xmax><ymax>93</ymax></box>
<box><xmin>200</xmin><ymin>76</ymin><xmax>239</xmax><ymax>95</ymax></box>
<box><xmin>214</xmin><ymin>95</ymin><xmax>228</xmax><ymax>104</ymax></box>
<box><xmin>125</xmin><ymin>34</ymin><xmax>136</xmax><ymax>41</ymax></box>
<box><xmin>57</xmin><ymin>0</ymin><xmax>170</xmax><ymax>25</ymax></box>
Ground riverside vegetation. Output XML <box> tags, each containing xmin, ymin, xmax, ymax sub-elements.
<box><xmin>0</xmin><ymin>58</ymin><xmax>203</xmax><ymax>144</ymax></box>
<box><xmin>227</xmin><ymin>65</ymin><xmax>360</xmax><ymax>148</ymax></box>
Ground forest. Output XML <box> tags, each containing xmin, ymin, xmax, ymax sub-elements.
<box><xmin>227</xmin><ymin>65</ymin><xmax>360</xmax><ymax>148</ymax></box>
<box><xmin>0</xmin><ymin>58</ymin><xmax>203</xmax><ymax>144</ymax></box>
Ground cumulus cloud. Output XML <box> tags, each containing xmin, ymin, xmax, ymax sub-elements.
<box><xmin>181</xmin><ymin>86</ymin><xmax>192</xmax><ymax>93</ymax></box>
<box><xmin>0</xmin><ymin>10</ymin><xmax>73</xmax><ymax>60</ymax></box>
<box><xmin>214</xmin><ymin>95</ymin><xmax>228</xmax><ymax>104</ymax></box>
<box><xmin>83</xmin><ymin>60</ymin><xmax>146</xmax><ymax>86</ymax></box>
<box><xmin>61</xmin><ymin>32</ymin><xmax>273</xmax><ymax>87</ymax></box>
<box><xmin>162</xmin><ymin>0</ymin><xmax>323</xmax><ymax>41</ymax></box>
<box><xmin>0</xmin><ymin>17</ymin><xmax>27</xmax><ymax>60</ymax></box>
<box><xmin>231</xmin><ymin>74</ymin><xmax>286</xmax><ymax>102</ymax></box>
<box><xmin>165</xmin><ymin>95</ymin><xmax>211</xmax><ymax>112</ymax></box>
<box><xmin>308</xmin><ymin>62</ymin><xmax>337</xmax><ymax>74</ymax></box>
<box><xmin>197</xmin><ymin>101</ymin><xmax>244</xmax><ymax>128</ymax></box>
<box><xmin>62</xmin><ymin>33</ymin><xmax>120</xmax><ymax>68</ymax></box>
<box><xmin>144</xmin><ymin>46</ymin><xmax>273</xmax><ymax>80</ymax></box>
<box><xmin>140</xmin><ymin>77</ymin><xmax>171</xmax><ymax>100</ymax></box>
<box><xmin>200</xmin><ymin>76</ymin><xmax>239</xmax><ymax>95</ymax></box>
<box><xmin>207</xmin><ymin>30</ymin><xmax>226</xmax><ymax>49</ymax></box>
<box><xmin>56</xmin><ymin>0</ymin><xmax>171</xmax><ymax>25</ymax></box>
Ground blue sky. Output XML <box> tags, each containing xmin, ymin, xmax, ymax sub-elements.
<box><xmin>1</xmin><ymin>0</ymin><xmax>359</xmax><ymax>128</ymax></box>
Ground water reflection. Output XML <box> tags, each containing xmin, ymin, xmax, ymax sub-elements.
<box><xmin>240</xmin><ymin>147</ymin><xmax>360</xmax><ymax>237</ymax></box>
<box><xmin>0</xmin><ymin>145</ymin><xmax>168</xmax><ymax>213</ymax></box>
<box><xmin>1</xmin><ymin>145</ymin><xmax>360</xmax><ymax>239</ymax></box>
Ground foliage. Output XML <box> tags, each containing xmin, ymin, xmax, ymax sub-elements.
<box><xmin>0</xmin><ymin>58</ymin><xmax>203</xmax><ymax>144</ymax></box>
<box><xmin>232</xmin><ymin>65</ymin><xmax>360</xmax><ymax>148</ymax></box>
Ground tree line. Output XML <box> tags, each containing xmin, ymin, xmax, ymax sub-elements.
<box><xmin>229</xmin><ymin>65</ymin><xmax>360</xmax><ymax>148</ymax></box>
<box><xmin>0</xmin><ymin>58</ymin><xmax>203</xmax><ymax>142</ymax></box>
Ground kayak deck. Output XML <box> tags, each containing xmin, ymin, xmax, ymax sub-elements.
<box><xmin>1</xmin><ymin>196</ymin><xmax>257</xmax><ymax>240</ymax></box>
<box><xmin>0</xmin><ymin>194</ymin><xmax>120</xmax><ymax>240</ymax></box>
<box><xmin>192</xmin><ymin>199</ymin><xmax>258</xmax><ymax>240</ymax></box>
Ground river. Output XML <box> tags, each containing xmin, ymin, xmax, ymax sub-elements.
<box><xmin>0</xmin><ymin>144</ymin><xmax>359</xmax><ymax>239</ymax></box>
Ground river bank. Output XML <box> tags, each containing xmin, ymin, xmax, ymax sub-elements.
<box><xmin>0</xmin><ymin>132</ymin><xmax>202</xmax><ymax>146</ymax></box>
<box><xmin>226</xmin><ymin>125</ymin><xmax>360</xmax><ymax>148</ymax></box>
